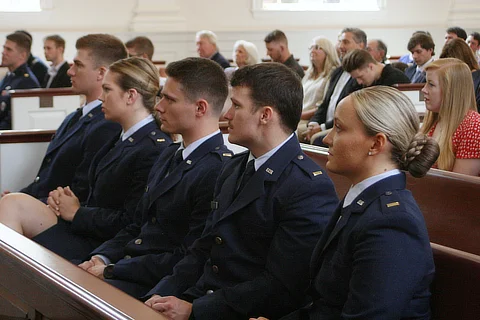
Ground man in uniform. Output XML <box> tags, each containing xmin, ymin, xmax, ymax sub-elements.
<box><xmin>144</xmin><ymin>63</ymin><xmax>338</xmax><ymax>319</ymax></box>
<box><xmin>15</xmin><ymin>30</ymin><xmax>49</xmax><ymax>84</ymax></box>
<box><xmin>0</xmin><ymin>32</ymin><xmax>40</xmax><ymax>129</ymax></box>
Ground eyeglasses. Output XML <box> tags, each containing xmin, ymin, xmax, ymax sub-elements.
<box><xmin>309</xmin><ymin>45</ymin><xmax>323</xmax><ymax>51</ymax></box>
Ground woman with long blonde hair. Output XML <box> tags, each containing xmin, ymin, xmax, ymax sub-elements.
<box><xmin>421</xmin><ymin>58</ymin><xmax>480</xmax><ymax>176</ymax></box>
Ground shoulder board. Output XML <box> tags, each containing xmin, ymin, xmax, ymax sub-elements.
<box><xmin>379</xmin><ymin>190</ymin><xmax>404</xmax><ymax>214</ymax></box>
<box><xmin>292</xmin><ymin>152</ymin><xmax>325</xmax><ymax>179</ymax></box>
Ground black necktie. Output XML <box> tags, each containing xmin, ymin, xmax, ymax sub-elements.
<box><xmin>236</xmin><ymin>159</ymin><xmax>255</xmax><ymax>195</ymax></box>
<box><xmin>167</xmin><ymin>149</ymin><xmax>184</xmax><ymax>175</ymax></box>
<box><xmin>66</xmin><ymin>108</ymin><xmax>82</xmax><ymax>130</ymax></box>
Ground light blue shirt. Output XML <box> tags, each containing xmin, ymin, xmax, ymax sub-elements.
<box><xmin>120</xmin><ymin>114</ymin><xmax>154</xmax><ymax>141</ymax></box>
<box><xmin>246</xmin><ymin>133</ymin><xmax>294</xmax><ymax>171</ymax></box>
<box><xmin>343</xmin><ymin>169</ymin><xmax>401</xmax><ymax>208</ymax></box>
<box><xmin>81</xmin><ymin>99</ymin><xmax>101</xmax><ymax>117</ymax></box>
<box><xmin>177</xmin><ymin>129</ymin><xmax>221</xmax><ymax>160</ymax></box>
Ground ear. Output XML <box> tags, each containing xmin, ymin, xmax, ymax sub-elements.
<box><xmin>97</xmin><ymin>66</ymin><xmax>107</xmax><ymax>81</ymax></box>
<box><xmin>195</xmin><ymin>99</ymin><xmax>208</xmax><ymax>116</ymax></box>
<box><xmin>259</xmin><ymin>106</ymin><xmax>274</xmax><ymax>125</ymax></box>
<box><xmin>368</xmin><ymin>132</ymin><xmax>388</xmax><ymax>156</ymax></box>
<box><xmin>126</xmin><ymin>88</ymin><xmax>139</xmax><ymax>105</ymax></box>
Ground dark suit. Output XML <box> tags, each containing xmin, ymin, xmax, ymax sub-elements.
<box><xmin>284</xmin><ymin>54</ymin><xmax>305</xmax><ymax>78</ymax></box>
<box><xmin>20</xmin><ymin>104</ymin><xmax>121</xmax><ymax>202</ymax></box>
<box><xmin>282</xmin><ymin>173</ymin><xmax>434</xmax><ymax>320</ymax></box>
<box><xmin>405</xmin><ymin>64</ymin><xmax>426</xmax><ymax>83</ymax></box>
<box><xmin>32</xmin><ymin>121</ymin><xmax>172</xmax><ymax>260</ymax></box>
<box><xmin>148</xmin><ymin>136</ymin><xmax>339</xmax><ymax>320</ymax></box>
<box><xmin>310</xmin><ymin>66</ymin><xmax>361</xmax><ymax>129</ymax></box>
<box><xmin>0</xmin><ymin>63</ymin><xmax>40</xmax><ymax>129</ymax></box>
<box><xmin>42</xmin><ymin>61</ymin><xmax>71</xmax><ymax>88</ymax></box>
<box><xmin>90</xmin><ymin>133</ymin><xmax>232</xmax><ymax>297</ymax></box>
<box><xmin>472</xmin><ymin>70</ymin><xmax>480</xmax><ymax>112</ymax></box>
<box><xmin>211</xmin><ymin>52</ymin><xmax>230</xmax><ymax>69</ymax></box>
<box><xmin>27</xmin><ymin>54</ymin><xmax>48</xmax><ymax>85</ymax></box>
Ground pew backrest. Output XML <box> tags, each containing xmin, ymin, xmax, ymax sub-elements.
<box><xmin>394</xmin><ymin>83</ymin><xmax>426</xmax><ymax>117</ymax></box>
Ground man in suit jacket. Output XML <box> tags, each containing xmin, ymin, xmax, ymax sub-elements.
<box><xmin>1</xmin><ymin>34</ymin><xmax>127</xmax><ymax>201</ymax></box>
<box><xmin>0</xmin><ymin>32</ymin><xmax>40</xmax><ymax>129</ymax></box>
<box><xmin>195</xmin><ymin>30</ymin><xmax>230</xmax><ymax>69</ymax></box>
<box><xmin>304</xmin><ymin>28</ymin><xmax>366</xmax><ymax>144</ymax></box>
<box><xmin>144</xmin><ymin>63</ymin><xmax>338</xmax><ymax>320</ymax></box>
<box><xmin>42</xmin><ymin>34</ymin><xmax>71</xmax><ymax>88</ymax></box>
<box><xmin>404</xmin><ymin>33</ymin><xmax>435</xmax><ymax>84</ymax></box>
<box><xmin>79</xmin><ymin>57</ymin><xmax>233</xmax><ymax>298</ymax></box>
<box><xmin>264</xmin><ymin>29</ymin><xmax>305</xmax><ymax>78</ymax></box>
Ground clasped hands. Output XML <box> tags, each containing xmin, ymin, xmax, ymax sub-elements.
<box><xmin>46</xmin><ymin>186</ymin><xmax>80</xmax><ymax>221</ymax></box>
<box><xmin>144</xmin><ymin>294</ymin><xmax>192</xmax><ymax>320</ymax></box>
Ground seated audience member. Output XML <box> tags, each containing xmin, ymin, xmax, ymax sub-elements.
<box><xmin>144</xmin><ymin>63</ymin><xmax>338</xmax><ymax>319</ymax></box>
<box><xmin>421</xmin><ymin>58</ymin><xmax>480</xmax><ymax>176</ymax></box>
<box><xmin>304</xmin><ymin>27</ymin><xmax>366</xmax><ymax>144</ymax></box>
<box><xmin>195</xmin><ymin>30</ymin><xmax>230</xmax><ymax>69</ymax></box>
<box><xmin>0</xmin><ymin>32</ymin><xmax>40</xmax><ymax>129</ymax></box>
<box><xmin>404</xmin><ymin>33</ymin><xmax>435</xmax><ymax>83</ymax></box>
<box><xmin>399</xmin><ymin>31</ymin><xmax>431</xmax><ymax>65</ymax></box>
<box><xmin>43</xmin><ymin>34</ymin><xmax>71</xmax><ymax>88</ymax></box>
<box><xmin>440</xmin><ymin>38</ymin><xmax>480</xmax><ymax>111</ymax></box>
<box><xmin>15</xmin><ymin>30</ymin><xmax>48</xmax><ymax>83</ymax></box>
<box><xmin>467</xmin><ymin>32</ymin><xmax>480</xmax><ymax>64</ymax></box>
<box><xmin>343</xmin><ymin>49</ymin><xmax>410</xmax><ymax>87</ymax></box>
<box><xmin>1</xmin><ymin>34</ymin><xmax>126</xmax><ymax>201</ymax></box>
<box><xmin>78</xmin><ymin>57</ymin><xmax>232</xmax><ymax>298</ymax></box>
<box><xmin>0</xmin><ymin>57</ymin><xmax>172</xmax><ymax>261</ymax></box>
<box><xmin>445</xmin><ymin>26</ymin><xmax>467</xmax><ymax>43</ymax></box>
<box><xmin>264</xmin><ymin>29</ymin><xmax>305</xmax><ymax>78</ymax></box>
<box><xmin>125</xmin><ymin>36</ymin><xmax>154</xmax><ymax>60</ymax></box>
<box><xmin>253</xmin><ymin>86</ymin><xmax>439</xmax><ymax>320</ymax></box>
<box><xmin>366</xmin><ymin>39</ymin><xmax>387</xmax><ymax>63</ymax></box>
<box><xmin>224</xmin><ymin>40</ymin><xmax>259</xmax><ymax>80</ymax></box>
<box><xmin>298</xmin><ymin>36</ymin><xmax>340</xmax><ymax>139</ymax></box>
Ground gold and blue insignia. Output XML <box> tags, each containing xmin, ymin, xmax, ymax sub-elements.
<box><xmin>24</xmin><ymin>73</ymin><xmax>29</xmax><ymax>77</ymax></box>
<box><xmin>211</xmin><ymin>201</ymin><xmax>219</xmax><ymax>209</ymax></box>
<box><xmin>88</xmin><ymin>113</ymin><xmax>93</xmax><ymax>118</ymax></box>
<box><xmin>297</xmin><ymin>155</ymin><xmax>304</xmax><ymax>160</ymax></box>
<box><xmin>186</xmin><ymin>160</ymin><xmax>192</xmax><ymax>165</ymax></box>
<box><xmin>157</xmin><ymin>138</ymin><xmax>165</xmax><ymax>142</ymax></box>
<box><xmin>222</xmin><ymin>153</ymin><xmax>232</xmax><ymax>157</ymax></box>
<box><xmin>128</xmin><ymin>137</ymin><xmax>134</xmax><ymax>142</ymax></box>
<box><xmin>313</xmin><ymin>170</ymin><xmax>323</xmax><ymax>176</ymax></box>
<box><xmin>386</xmin><ymin>201</ymin><xmax>400</xmax><ymax>208</ymax></box>
<box><xmin>357</xmin><ymin>199</ymin><xmax>365</xmax><ymax>206</ymax></box>
<box><xmin>266</xmin><ymin>168</ymin><xmax>274</xmax><ymax>175</ymax></box>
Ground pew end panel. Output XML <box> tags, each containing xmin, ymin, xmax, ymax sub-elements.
<box><xmin>430</xmin><ymin>243</ymin><xmax>480</xmax><ymax>320</ymax></box>
<box><xmin>0</xmin><ymin>222</ymin><xmax>167</xmax><ymax>320</ymax></box>
<box><xmin>10</xmin><ymin>88</ymin><xmax>81</xmax><ymax>130</ymax></box>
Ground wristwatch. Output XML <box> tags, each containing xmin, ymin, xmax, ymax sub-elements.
<box><xmin>103</xmin><ymin>263</ymin><xmax>115</xmax><ymax>279</ymax></box>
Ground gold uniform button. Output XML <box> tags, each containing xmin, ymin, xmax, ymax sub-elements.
<box><xmin>297</xmin><ymin>155</ymin><xmax>304</xmax><ymax>160</ymax></box>
<box><xmin>214</xmin><ymin>237</ymin><xmax>223</xmax><ymax>245</ymax></box>
<box><xmin>134</xmin><ymin>239</ymin><xmax>142</xmax><ymax>245</ymax></box>
<box><xmin>34</xmin><ymin>176</ymin><xmax>40</xmax><ymax>182</ymax></box>
<box><xmin>212</xmin><ymin>265</ymin><xmax>219</xmax><ymax>273</ymax></box>
<box><xmin>151</xmin><ymin>131</ymin><xmax>156</xmax><ymax>135</ymax></box>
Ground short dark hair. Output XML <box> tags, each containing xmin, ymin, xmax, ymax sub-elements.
<box><xmin>376</xmin><ymin>39</ymin><xmax>388</xmax><ymax>62</ymax></box>
<box><xmin>44</xmin><ymin>34</ymin><xmax>65</xmax><ymax>49</ymax></box>
<box><xmin>446</xmin><ymin>26</ymin><xmax>467</xmax><ymax>40</ymax></box>
<box><xmin>14</xmin><ymin>30</ymin><xmax>32</xmax><ymax>41</ymax></box>
<box><xmin>7</xmin><ymin>32</ymin><xmax>31</xmax><ymax>54</ymax></box>
<box><xmin>407</xmin><ymin>33</ymin><xmax>435</xmax><ymax>56</ymax></box>
<box><xmin>341</xmin><ymin>27</ymin><xmax>367</xmax><ymax>46</ymax></box>
<box><xmin>125</xmin><ymin>36</ymin><xmax>154</xmax><ymax>60</ymax></box>
<box><xmin>342</xmin><ymin>49</ymin><xmax>377</xmax><ymax>72</ymax></box>
<box><xmin>166</xmin><ymin>57</ymin><xmax>228</xmax><ymax>116</ymax></box>
<box><xmin>470</xmin><ymin>32</ymin><xmax>480</xmax><ymax>43</ymax></box>
<box><xmin>264</xmin><ymin>29</ymin><xmax>288</xmax><ymax>45</ymax></box>
<box><xmin>230</xmin><ymin>63</ymin><xmax>303</xmax><ymax>133</ymax></box>
<box><xmin>75</xmin><ymin>34</ymin><xmax>128</xmax><ymax>68</ymax></box>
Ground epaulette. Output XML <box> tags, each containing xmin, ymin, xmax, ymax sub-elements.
<box><xmin>292</xmin><ymin>152</ymin><xmax>324</xmax><ymax>179</ymax></box>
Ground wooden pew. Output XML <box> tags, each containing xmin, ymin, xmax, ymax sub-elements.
<box><xmin>301</xmin><ymin>144</ymin><xmax>480</xmax><ymax>255</ymax></box>
<box><xmin>430</xmin><ymin>243</ymin><xmax>480</xmax><ymax>320</ymax></box>
<box><xmin>394</xmin><ymin>83</ymin><xmax>425</xmax><ymax>119</ymax></box>
<box><xmin>0</xmin><ymin>222</ymin><xmax>167</xmax><ymax>319</ymax></box>
<box><xmin>10</xmin><ymin>88</ymin><xmax>81</xmax><ymax>130</ymax></box>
